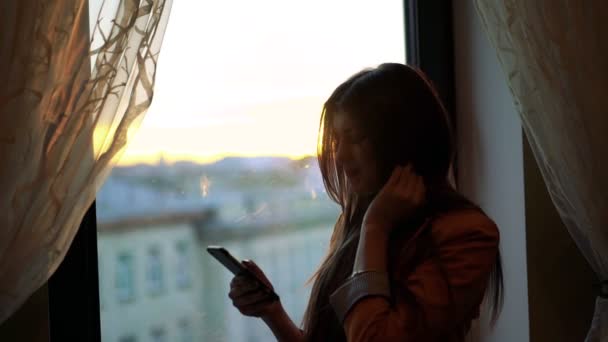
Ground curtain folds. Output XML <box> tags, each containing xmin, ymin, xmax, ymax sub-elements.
<box><xmin>0</xmin><ymin>0</ymin><xmax>172</xmax><ymax>323</ymax></box>
<box><xmin>474</xmin><ymin>1</ymin><xmax>608</xmax><ymax>341</ymax></box>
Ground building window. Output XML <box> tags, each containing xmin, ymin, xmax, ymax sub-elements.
<box><xmin>116</xmin><ymin>253</ymin><xmax>135</xmax><ymax>303</ymax></box>
<box><xmin>176</xmin><ymin>241</ymin><xmax>191</xmax><ymax>289</ymax></box>
<box><xmin>146</xmin><ymin>246</ymin><xmax>165</xmax><ymax>295</ymax></box>
<box><xmin>118</xmin><ymin>335</ymin><xmax>137</xmax><ymax>342</ymax></box>
<box><xmin>178</xmin><ymin>318</ymin><xmax>194</xmax><ymax>342</ymax></box>
<box><xmin>150</xmin><ymin>327</ymin><xmax>167</xmax><ymax>342</ymax></box>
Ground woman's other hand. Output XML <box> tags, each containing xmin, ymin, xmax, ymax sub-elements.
<box><xmin>362</xmin><ymin>164</ymin><xmax>426</xmax><ymax>234</ymax></box>
<box><xmin>228</xmin><ymin>260</ymin><xmax>281</xmax><ymax>319</ymax></box>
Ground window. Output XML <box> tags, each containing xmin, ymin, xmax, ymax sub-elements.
<box><xmin>176</xmin><ymin>241</ymin><xmax>191</xmax><ymax>289</ymax></box>
<box><xmin>116</xmin><ymin>253</ymin><xmax>135</xmax><ymax>303</ymax></box>
<box><xmin>178</xmin><ymin>318</ymin><xmax>194</xmax><ymax>342</ymax></box>
<box><xmin>95</xmin><ymin>1</ymin><xmax>406</xmax><ymax>341</ymax></box>
<box><xmin>39</xmin><ymin>1</ymin><xmax>461</xmax><ymax>342</ymax></box>
<box><xmin>150</xmin><ymin>327</ymin><xmax>167</xmax><ymax>342</ymax></box>
<box><xmin>146</xmin><ymin>247</ymin><xmax>165</xmax><ymax>295</ymax></box>
<box><xmin>118</xmin><ymin>335</ymin><xmax>137</xmax><ymax>342</ymax></box>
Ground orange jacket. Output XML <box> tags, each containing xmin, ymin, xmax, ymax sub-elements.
<box><xmin>340</xmin><ymin>209</ymin><xmax>500</xmax><ymax>341</ymax></box>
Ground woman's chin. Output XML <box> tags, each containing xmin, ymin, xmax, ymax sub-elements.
<box><xmin>350</xmin><ymin>181</ymin><xmax>376</xmax><ymax>196</ymax></box>
<box><xmin>349</xmin><ymin>183</ymin><xmax>363</xmax><ymax>195</ymax></box>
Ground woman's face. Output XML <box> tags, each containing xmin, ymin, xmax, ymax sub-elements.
<box><xmin>332</xmin><ymin>112</ymin><xmax>383</xmax><ymax>195</ymax></box>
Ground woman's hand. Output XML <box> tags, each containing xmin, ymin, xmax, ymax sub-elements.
<box><xmin>362</xmin><ymin>164</ymin><xmax>426</xmax><ymax>235</ymax></box>
<box><xmin>228</xmin><ymin>260</ymin><xmax>282</xmax><ymax>319</ymax></box>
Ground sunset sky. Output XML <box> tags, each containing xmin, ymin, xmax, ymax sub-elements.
<box><xmin>116</xmin><ymin>0</ymin><xmax>406</xmax><ymax>165</ymax></box>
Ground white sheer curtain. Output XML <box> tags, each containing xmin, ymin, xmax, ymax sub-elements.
<box><xmin>474</xmin><ymin>1</ymin><xmax>608</xmax><ymax>341</ymax></box>
<box><xmin>0</xmin><ymin>0</ymin><xmax>172</xmax><ymax>323</ymax></box>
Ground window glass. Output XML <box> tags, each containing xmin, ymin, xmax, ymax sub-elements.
<box><xmin>118</xmin><ymin>336</ymin><xmax>136</xmax><ymax>342</ymax></box>
<box><xmin>95</xmin><ymin>1</ymin><xmax>405</xmax><ymax>341</ymax></box>
<box><xmin>150</xmin><ymin>327</ymin><xmax>167</xmax><ymax>342</ymax></box>
<box><xmin>175</xmin><ymin>241</ymin><xmax>191</xmax><ymax>289</ymax></box>
<box><xmin>116</xmin><ymin>253</ymin><xmax>135</xmax><ymax>303</ymax></box>
<box><xmin>146</xmin><ymin>247</ymin><xmax>164</xmax><ymax>295</ymax></box>
<box><xmin>177</xmin><ymin>319</ymin><xmax>194</xmax><ymax>342</ymax></box>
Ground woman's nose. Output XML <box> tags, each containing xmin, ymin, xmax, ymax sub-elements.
<box><xmin>335</xmin><ymin>141</ymin><xmax>351</xmax><ymax>166</ymax></box>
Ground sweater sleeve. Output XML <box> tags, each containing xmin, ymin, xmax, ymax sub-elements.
<box><xmin>330</xmin><ymin>212</ymin><xmax>500</xmax><ymax>341</ymax></box>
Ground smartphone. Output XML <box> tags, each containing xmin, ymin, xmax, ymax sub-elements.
<box><xmin>206</xmin><ymin>246</ymin><xmax>279</xmax><ymax>301</ymax></box>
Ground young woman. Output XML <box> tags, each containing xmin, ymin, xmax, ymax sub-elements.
<box><xmin>228</xmin><ymin>63</ymin><xmax>503</xmax><ymax>341</ymax></box>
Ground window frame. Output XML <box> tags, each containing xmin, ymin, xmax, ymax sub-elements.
<box><xmin>47</xmin><ymin>2</ymin><xmax>455</xmax><ymax>340</ymax></box>
<box><xmin>405</xmin><ymin>0</ymin><xmax>458</xmax><ymax>183</ymax></box>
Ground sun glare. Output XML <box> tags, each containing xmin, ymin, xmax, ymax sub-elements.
<box><xmin>114</xmin><ymin>1</ymin><xmax>405</xmax><ymax>165</ymax></box>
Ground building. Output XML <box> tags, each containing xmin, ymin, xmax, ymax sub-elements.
<box><xmin>97</xmin><ymin>211</ymin><xmax>213</xmax><ymax>342</ymax></box>
<box><xmin>97</xmin><ymin>204</ymin><xmax>336</xmax><ymax>341</ymax></box>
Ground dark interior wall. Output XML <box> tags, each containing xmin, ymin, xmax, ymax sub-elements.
<box><xmin>523</xmin><ymin>133</ymin><xmax>597</xmax><ymax>342</ymax></box>
<box><xmin>0</xmin><ymin>284</ymin><xmax>49</xmax><ymax>342</ymax></box>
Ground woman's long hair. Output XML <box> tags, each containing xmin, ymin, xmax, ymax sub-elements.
<box><xmin>301</xmin><ymin>63</ymin><xmax>503</xmax><ymax>341</ymax></box>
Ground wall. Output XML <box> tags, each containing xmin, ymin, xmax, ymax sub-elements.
<box><xmin>452</xmin><ymin>1</ymin><xmax>530</xmax><ymax>341</ymax></box>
